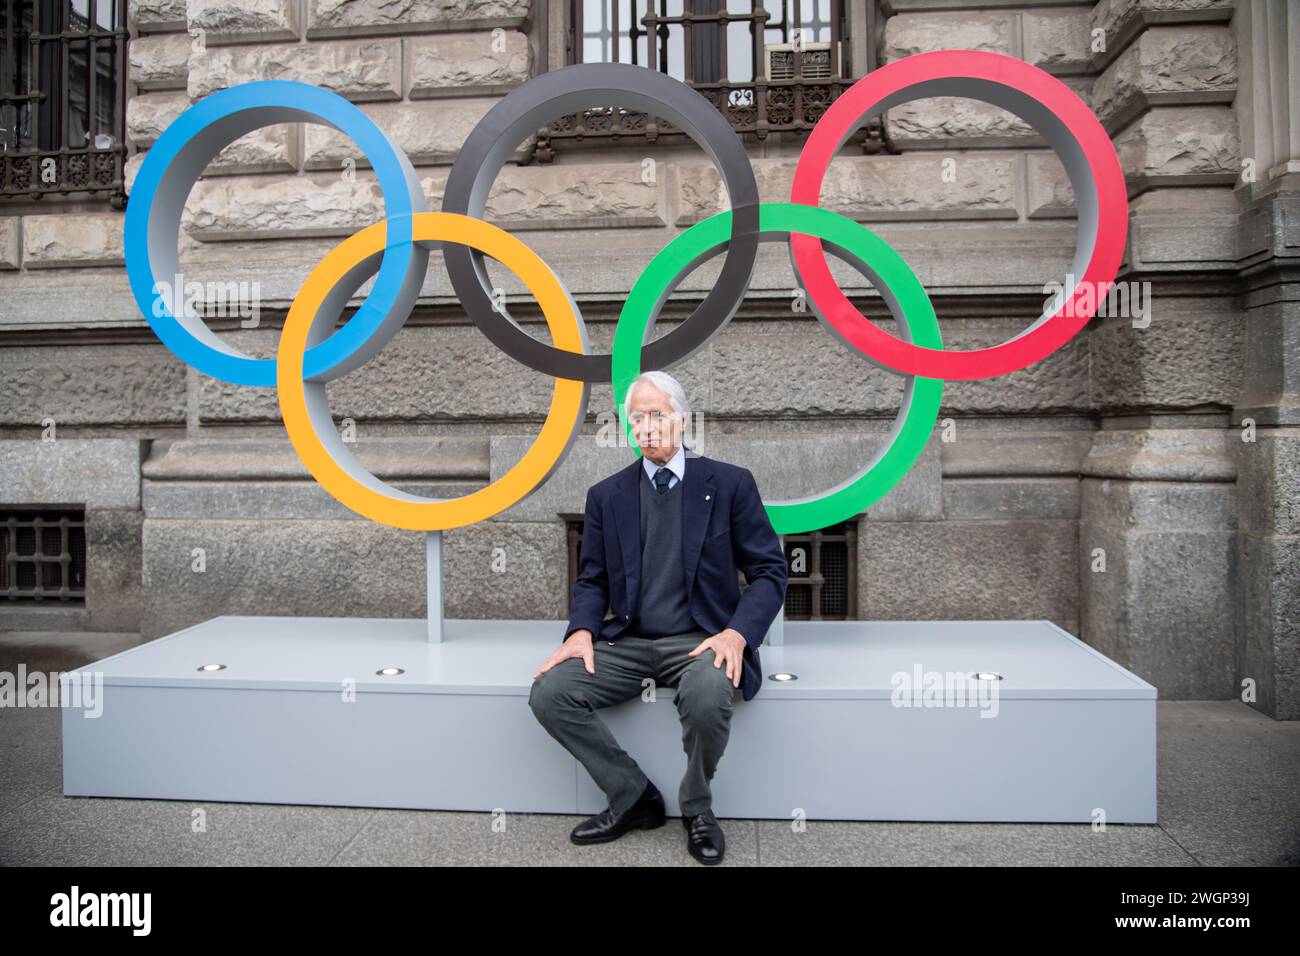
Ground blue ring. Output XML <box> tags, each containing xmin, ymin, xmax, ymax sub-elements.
<box><xmin>124</xmin><ymin>80</ymin><xmax>426</xmax><ymax>387</ymax></box>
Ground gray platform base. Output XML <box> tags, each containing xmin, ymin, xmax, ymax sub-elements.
<box><xmin>60</xmin><ymin>618</ymin><xmax>1157</xmax><ymax>823</ymax></box>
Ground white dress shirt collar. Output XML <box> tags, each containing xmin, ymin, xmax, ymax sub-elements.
<box><xmin>642</xmin><ymin>444</ymin><xmax>686</xmax><ymax>486</ymax></box>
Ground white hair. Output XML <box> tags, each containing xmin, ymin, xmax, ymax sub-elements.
<box><xmin>622</xmin><ymin>370</ymin><xmax>691</xmax><ymax>424</ymax></box>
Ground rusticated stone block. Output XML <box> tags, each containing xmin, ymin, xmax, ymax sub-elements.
<box><xmin>1091</xmin><ymin>0</ymin><xmax>1234</xmax><ymax>60</ymax></box>
<box><xmin>0</xmin><ymin>346</ymin><xmax>187</xmax><ymax>427</ymax></box>
<box><xmin>0</xmin><ymin>218</ymin><xmax>19</xmax><ymax>269</ymax></box>
<box><xmin>184</xmin><ymin>162</ymin><xmax>663</xmax><ymax>239</ymax></box>
<box><xmin>181</xmin><ymin>172</ymin><xmax>400</xmax><ymax>240</ymax></box>
<box><xmin>139</xmin><ymin>518</ymin><xmax>426</xmax><ymax>640</ymax></box>
<box><xmin>884</xmin><ymin>79</ymin><xmax>1092</xmax><ymax>147</ymax></box>
<box><xmin>0</xmin><ymin>438</ymin><xmax>145</xmax><ymax>508</ymax></box>
<box><xmin>1114</xmin><ymin>105</ymin><xmax>1239</xmax><ymax>184</ymax></box>
<box><xmin>129</xmin><ymin>32</ymin><xmax>191</xmax><ymax>90</ymax></box>
<box><xmin>22</xmin><ymin>214</ymin><xmax>125</xmax><ymax>268</ymax></box>
<box><xmin>302</xmin><ymin>98</ymin><xmax>529</xmax><ymax>168</ymax></box>
<box><xmin>195</xmin><ymin>322</ymin><xmax>566</xmax><ymax>423</ymax></box>
<box><xmin>127</xmin><ymin>90</ymin><xmax>188</xmax><ymax>147</ymax></box>
<box><xmin>1079</xmin><ymin>473</ymin><xmax>1236</xmax><ymax>697</ymax></box>
<box><xmin>443</xmin><ymin>520</ymin><xmax>570</xmax><ymax>621</ymax></box>
<box><xmin>882</xmin><ymin>12</ymin><xmax>1015</xmax><ymax>61</ymax></box>
<box><xmin>188</xmin><ymin>0</ymin><xmax>301</xmax><ymax>44</ymax></box>
<box><xmin>129</xmin><ymin>92</ymin><xmax>295</xmax><ymax>175</ymax></box>
<box><xmin>307</xmin><ymin>0</ymin><xmax>532</xmax><ymax>37</ymax></box>
<box><xmin>676</xmin><ymin>155</ymin><xmax>1017</xmax><ymax>224</ymax></box>
<box><xmin>1026</xmin><ymin>151</ymin><xmax>1076</xmax><ymax>218</ymax></box>
<box><xmin>84</xmin><ymin>507</ymin><xmax>146</xmax><ymax>633</ymax></box>
<box><xmin>130</xmin><ymin>0</ymin><xmax>187</xmax><ymax>33</ymax></box>
<box><xmin>131</xmin><ymin>92</ymin><xmax>296</xmax><ymax>174</ymax></box>
<box><xmin>1088</xmin><ymin>311</ymin><xmax>1242</xmax><ymax>411</ymax></box>
<box><xmin>1233</xmin><ymin>428</ymin><xmax>1300</xmax><ymax>537</ymax></box>
<box><xmin>1091</xmin><ymin>25</ymin><xmax>1236</xmax><ymax>128</ymax></box>
<box><xmin>188</xmin><ymin>38</ymin><xmax>402</xmax><ymax>102</ymax></box>
<box><xmin>1023</xmin><ymin>9</ymin><xmax>1094</xmax><ymax>73</ymax></box>
<box><xmin>1237</xmin><ymin>530</ymin><xmax>1300</xmax><ymax>719</ymax></box>
<box><xmin>406</xmin><ymin>30</ymin><xmax>530</xmax><ymax>98</ymax></box>
<box><xmin>858</xmin><ymin>519</ymin><xmax>1079</xmax><ymax>634</ymax></box>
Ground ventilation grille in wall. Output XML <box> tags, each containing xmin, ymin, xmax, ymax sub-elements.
<box><xmin>782</xmin><ymin>519</ymin><xmax>857</xmax><ymax>620</ymax></box>
<box><xmin>1</xmin><ymin>508</ymin><xmax>86</xmax><ymax>602</ymax></box>
<box><xmin>765</xmin><ymin>42</ymin><xmax>837</xmax><ymax>82</ymax></box>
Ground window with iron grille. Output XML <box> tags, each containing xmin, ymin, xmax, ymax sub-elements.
<box><xmin>782</xmin><ymin>518</ymin><xmax>856</xmax><ymax>620</ymax></box>
<box><xmin>0</xmin><ymin>0</ymin><xmax>128</xmax><ymax>205</ymax></box>
<box><xmin>1</xmin><ymin>508</ymin><xmax>87</xmax><ymax>602</ymax></box>
<box><xmin>541</xmin><ymin>0</ymin><xmax>888</xmax><ymax>160</ymax></box>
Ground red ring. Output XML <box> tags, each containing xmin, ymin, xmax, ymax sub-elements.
<box><xmin>790</xmin><ymin>49</ymin><xmax>1128</xmax><ymax>381</ymax></box>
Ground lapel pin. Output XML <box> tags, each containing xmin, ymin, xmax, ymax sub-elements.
<box><xmin>705</xmin><ymin>494</ymin><xmax>711</xmax><ymax>501</ymax></box>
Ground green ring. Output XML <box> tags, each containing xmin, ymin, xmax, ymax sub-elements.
<box><xmin>612</xmin><ymin>201</ymin><xmax>944</xmax><ymax>535</ymax></box>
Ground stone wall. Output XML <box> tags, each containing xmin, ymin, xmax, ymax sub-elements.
<box><xmin>0</xmin><ymin>0</ymin><xmax>1294</xmax><ymax>717</ymax></box>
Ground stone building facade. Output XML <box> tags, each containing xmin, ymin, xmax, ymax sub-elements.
<box><xmin>0</xmin><ymin>0</ymin><xmax>1295</xmax><ymax>717</ymax></box>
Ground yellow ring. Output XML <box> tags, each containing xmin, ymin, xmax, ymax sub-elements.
<box><xmin>277</xmin><ymin>212</ymin><xmax>587</xmax><ymax>531</ymax></box>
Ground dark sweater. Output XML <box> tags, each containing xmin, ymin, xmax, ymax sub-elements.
<box><xmin>629</xmin><ymin>467</ymin><xmax>699</xmax><ymax>637</ymax></box>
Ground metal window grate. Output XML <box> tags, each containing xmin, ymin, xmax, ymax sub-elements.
<box><xmin>1</xmin><ymin>508</ymin><xmax>87</xmax><ymax>602</ymax></box>
<box><xmin>541</xmin><ymin>0</ymin><xmax>890</xmax><ymax>160</ymax></box>
<box><xmin>565</xmin><ymin>515</ymin><xmax>584</xmax><ymax>615</ymax></box>
<box><xmin>566</xmin><ymin>515</ymin><xmax>617</xmax><ymax>622</ymax></box>
<box><xmin>0</xmin><ymin>0</ymin><xmax>128</xmax><ymax>205</ymax></box>
<box><xmin>782</xmin><ymin>519</ymin><xmax>857</xmax><ymax>620</ymax></box>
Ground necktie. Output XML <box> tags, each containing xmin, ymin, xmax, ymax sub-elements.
<box><xmin>653</xmin><ymin>466</ymin><xmax>672</xmax><ymax>494</ymax></box>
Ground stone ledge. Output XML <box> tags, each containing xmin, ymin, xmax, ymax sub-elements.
<box><xmin>142</xmin><ymin>437</ymin><xmax>489</xmax><ymax>481</ymax></box>
<box><xmin>941</xmin><ymin>432</ymin><xmax>1094</xmax><ymax>477</ymax></box>
<box><xmin>143</xmin><ymin>480</ymin><xmax>489</xmax><ymax>519</ymax></box>
<box><xmin>1081</xmin><ymin>427</ymin><xmax>1237</xmax><ymax>481</ymax></box>
<box><xmin>943</xmin><ymin>476</ymin><xmax>1082</xmax><ymax>520</ymax></box>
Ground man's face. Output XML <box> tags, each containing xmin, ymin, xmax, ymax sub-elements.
<box><xmin>628</xmin><ymin>383</ymin><xmax>684</xmax><ymax>466</ymax></box>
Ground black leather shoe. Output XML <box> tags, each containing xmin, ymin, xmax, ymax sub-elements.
<box><xmin>682</xmin><ymin>809</ymin><xmax>725</xmax><ymax>864</ymax></box>
<box><xmin>570</xmin><ymin>780</ymin><xmax>666</xmax><ymax>844</ymax></box>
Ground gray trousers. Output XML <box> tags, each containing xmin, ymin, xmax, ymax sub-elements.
<box><xmin>528</xmin><ymin>627</ymin><xmax>739</xmax><ymax>818</ymax></box>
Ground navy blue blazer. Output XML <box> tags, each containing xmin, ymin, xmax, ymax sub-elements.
<box><xmin>564</xmin><ymin>453</ymin><xmax>789</xmax><ymax>702</ymax></box>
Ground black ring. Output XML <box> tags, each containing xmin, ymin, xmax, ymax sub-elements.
<box><xmin>441</xmin><ymin>62</ymin><xmax>761</xmax><ymax>383</ymax></box>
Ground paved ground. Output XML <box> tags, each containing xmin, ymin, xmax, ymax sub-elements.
<box><xmin>1</xmin><ymin>634</ymin><xmax>1297</xmax><ymax>866</ymax></box>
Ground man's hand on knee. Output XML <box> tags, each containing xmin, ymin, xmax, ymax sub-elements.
<box><xmin>534</xmin><ymin>628</ymin><xmax>596</xmax><ymax>678</ymax></box>
<box><xmin>688</xmin><ymin>629</ymin><xmax>746</xmax><ymax>688</ymax></box>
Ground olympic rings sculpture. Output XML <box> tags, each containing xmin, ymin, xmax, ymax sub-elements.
<box><xmin>124</xmin><ymin>51</ymin><xmax>1127</xmax><ymax>535</ymax></box>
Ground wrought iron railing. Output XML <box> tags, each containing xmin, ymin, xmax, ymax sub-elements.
<box><xmin>535</xmin><ymin>0</ymin><xmax>889</xmax><ymax>161</ymax></box>
<box><xmin>0</xmin><ymin>0</ymin><xmax>128</xmax><ymax>205</ymax></box>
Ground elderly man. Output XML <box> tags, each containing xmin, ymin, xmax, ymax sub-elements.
<box><xmin>529</xmin><ymin>370</ymin><xmax>788</xmax><ymax>865</ymax></box>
